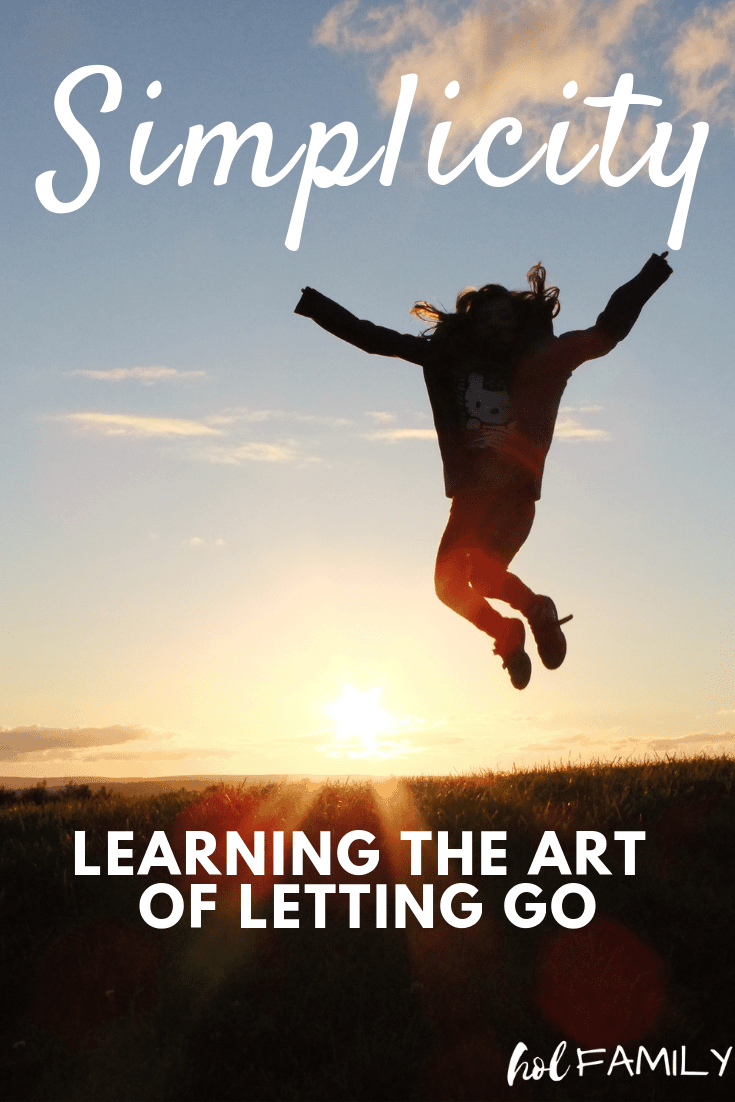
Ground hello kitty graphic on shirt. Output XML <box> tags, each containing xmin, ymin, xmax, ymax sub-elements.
<box><xmin>463</xmin><ymin>371</ymin><xmax>518</xmax><ymax>450</ymax></box>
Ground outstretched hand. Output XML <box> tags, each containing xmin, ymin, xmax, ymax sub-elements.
<box><xmin>656</xmin><ymin>249</ymin><xmax>672</xmax><ymax>273</ymax></box>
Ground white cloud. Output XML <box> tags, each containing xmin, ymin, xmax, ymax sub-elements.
<box><xmin>366</xmin><ymin>410</ymin><xmax>398</xmax><ymax>422</ymax></box>
<box><xmin>56</xmin><ymin>406</ymin><xmax>347</xmax><ymax>466</ymax></box>
<box><xmin>294</xmin><ymin>413</ymin><xmax>354</xmax><ymax>426</ymax></box>
<box><xmin>73</xmin><ymin>747</ymin><xmax>238</xmax><ymax>763</ymax></box>
<box><xmin>315</xmin><ymin>0</ymin><xmax>656</xmax><ymax>162</ymax></box>
<box><xmin>69</xmin><ymin>366</ymin><xmax>206</xmax><ymax>383</ymax></box>
<box><xmin>206</xmin><ymin>408</ymin><xmax>279</xmax><ymax>425</ymax></box>
<box><xmin>315</xmin><ymin>0</ymin><xmax>439</xmax><ymax>51</ymax></box>
<box><xmin>362</xmin><ymin>426</ymin><xmax>437</xmax><ymax>441</ymax></box>
<box><xmin>182</xmin><ymin>536</ymin><xmax>226</xmax><ymax>548</ymax></box>
<box><xmin>554</xmin><ymin>415</ymin><xmax>611</xmax><ymax>441</ymax></box>
<box><xmin>62</xmin><ymin>413</ymin><xmax>222</xmax><ymax>438</ymax></box>
<box><xmin>666</xmin><ymin>0</ymin><xmax>735</xmax><ymax>129</ymax></box>
<box><xmin>198</xmin><ymin>441</ymin><xmax>323</xmax><ymax>465</ymax></box>
<box><xmin>560</xmin><ymin>404</ymin><xmax>604</xmax><ymax>413</ymax></box>
<box><xmin>364</xmin><ymin>417</ymin><xmax>610</xmax><ymax>443</ymax></box>
<box><xmin>206</xmin><ymin>408</ymin><xmax>352</xmax><ymax>427</ymax></box>
<box><xmin>60</xmin><ymin>406</ymin><xmax>609</xmax><ymax>450</ymax></box>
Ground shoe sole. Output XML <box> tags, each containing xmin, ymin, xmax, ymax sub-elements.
<box><xmin>529</xmin><ymin>597</ymin><xmax>570</xmax><ymax>670</ymax></box>
<box><xmin>496</xmin><ymin>619</ymin><xmax>532</xmax><ymax>690</ymax></box>
<box><xmin>504</xmin><ymin>648</ymin><xmax>532</xmax><ymax>690</ymax></box>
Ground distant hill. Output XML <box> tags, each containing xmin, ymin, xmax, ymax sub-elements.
<box><xmin>0</xmin><ymin>772</ymin><xmax>382</xmax><ymax>795</ymax></box>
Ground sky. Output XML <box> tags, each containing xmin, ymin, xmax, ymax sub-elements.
<box><xmin>1</xmin><ymin>0</ymin><xmax>733</xmax><ymax>779</ymax></box>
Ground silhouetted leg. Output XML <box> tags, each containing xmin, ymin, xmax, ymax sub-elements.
<box><xmin>434</xmin><ymin>546</ymin><xmax>532</xmax><ymax>689</ymax></box>
<box><xmin>433</xmin><ymin>489</ymin><xmax>540</xmax><ymax>689</ymax></box>
<box><xmin>435</xmin><ymin>489</ymin><xmax>538</xmax><ymax>626</ymax></box>
<box><xmin>461</xmin><ymin>520</ymin><xmax>569</xmax><ymax>668</ymax></box>
<box><xmin>467</xmin><ymin>548</ymin><xmax>537</xmax><ymax>615</ymax></box>
<box><xmin>434</xmin><ymin>547</ymin><xmax>507</xmax><ymax>639</ymax></box>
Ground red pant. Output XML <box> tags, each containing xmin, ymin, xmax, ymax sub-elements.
<box><xmin>434</xmin><ymin>488</ymin><xmax>537</xmax><ymax>640</ymax></box>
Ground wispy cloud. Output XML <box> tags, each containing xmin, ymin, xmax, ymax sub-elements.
<box><xmin>554</xmin><ymin>416</ymin><xmax>611</xmax><ymax>441</ymax></box>
<box><xmin>315</xmin><ymin>0</ymin><xmax>436</xmax><ymax>52</ymax></box>
<box><xmin>198</xmin><ymin>441</ymin><xmax>323</xmax><ymax>465</ymax></box>
<box><xmin>315</xmin><ymin>0</ymin><xmax>657</xmax><ymax>162</ymax></box>
<box><xmin>205</xmin><ymin>409</ymin><xmax>277</xmax><ymax>426</ymax></box>
<box><xmin>58</xmin><ymin>399</ymin><xmax>609</xmax><ymax>460</ymax></box>
<box><xmin>363</xmin><ymin>418</ymin><xmax>610</xmax><ymax>443</ymax></box>
<box><xmin>61</xmin><ymin>413</ymin><xmax>222</xmax><ymax>438</ymax></box>
<box><xmin>73</xmin><ymin>747</ymin><xmax>238</xmax><ymax>763</ymax></box>
<box><xmin>182</xmin><ymin>537</ymin><xmax>226</xmax><ymax>548</ymax></box>
<box><xmin>362</xmin><ymin>426</ymin><xmax>437</xmax><ymax>441</ymax></box>
<box><xmin>0</xmin><ymin>724</ymin><xmax>160</xmax><ymax>760</ymax></box>
<box><xmin>206</xmin><ymin>408</ymin><xmax>352</xmax><ymax>428</ymax></box>
<box><xmin>560</xmin><ymin>404</ymin><xmax>604</xmax><ymax>414</ymax></box>
<box><xmin>292</xmin><ymin>413</ymin><xmax>354</xmax><ymax>427</ymax></box>
<box><xmin>666</xmin><ymin>0</ymin><xmax>735</xmax><ymax>129</ymax></box>
<box><xmin>488</xmin><ymin>727</ymin><xmax>735</xmax><ymax>771</ymax></box>
<box><xmin>0</xmin><ymin>723</ymin><xmax>238</xmax><ymax>766</ymax></box>
<box><xmin>57</xmin><ymin>406</ymin><xmax>344</xmax><ymax>466</ymax></box>
<box><xmin>68</xmin><ymin>366</ymin><xmax>206</xmax><ymax>384</ymax></box>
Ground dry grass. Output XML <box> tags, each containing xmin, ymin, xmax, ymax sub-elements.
<box><xmin>1</xmin><ymin>756</ymin><xmax>733</xmax><ymax>1101</ymax></box>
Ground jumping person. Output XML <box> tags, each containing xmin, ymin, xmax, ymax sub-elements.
<box><xmin>294</xmin><ymin>251</ymin><xmax>672</xmax><ymax>689</ymax></box>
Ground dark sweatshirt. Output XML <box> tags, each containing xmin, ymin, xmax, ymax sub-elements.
<box><xmin>294</xmin><ymin>253</ymin><xmax>672</xmax><ymax>499</ymax></box>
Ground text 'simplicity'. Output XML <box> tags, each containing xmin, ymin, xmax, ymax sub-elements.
<box><xmin>36</xmin><ymin>68</ymin><xmax>707</xmax><ymax>251</ymax></box>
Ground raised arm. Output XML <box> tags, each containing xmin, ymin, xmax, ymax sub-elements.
<box><xmin>552</xmin><ymin>251</ymin><xmax>674</xmax><ymax>369</ymax></box>
<box><xmin>294</xmin><ymin>287</ymin><xmax>429</xmax><ymax>366</ymax></box>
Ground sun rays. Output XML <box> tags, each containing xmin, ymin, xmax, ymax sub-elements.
<box><xmin>320</xmin><ymin>683</ymin><xmax>425</xmax><ymax>760</ymax></box>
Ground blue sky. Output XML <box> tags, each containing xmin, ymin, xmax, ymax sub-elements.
<box><xmin>1</xmin><ymin>0</ymin><xmax>734</xmax><ymax>778</ymax></box>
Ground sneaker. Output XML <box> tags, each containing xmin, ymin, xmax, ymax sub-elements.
<box><xmin>493</xmin><ymin>618</ymin><xmax>532</xmax><ymax>690</ymax></box>
<box><xmin>527</xmin><ymin>595</ymin><xmax>572</xmax><ymax>670</ymax></box>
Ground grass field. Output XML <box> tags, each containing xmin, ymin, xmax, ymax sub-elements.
<box><xmin>1</xmin><ymin>756</ymin><xmax>733</xmax><ymax>1101</ymax></box>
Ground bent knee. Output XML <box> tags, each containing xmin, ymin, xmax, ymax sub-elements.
<box><xmin>434</xmin><ymin>571</ymin><xmax>456</xmax><ymax>608</ymax></box>
<box><xmin>434</xmin><ymin>550</ymin><xmax>470</xmax><ymax>609</ymax></box>
<box><xmin>467</xmin><ymin>548</ymin><xmax>506</xmax><ymax>592</ymax></box>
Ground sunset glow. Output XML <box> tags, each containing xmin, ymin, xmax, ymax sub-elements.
<box><xmin>324</xmin><ymin>684</ymin><xmax>399</xmax><ymax>752</ymax></box>
<box><xmin>318</xmin><ymin>684</ymin><xmax>426</xmax><ymax>761</ymax></box>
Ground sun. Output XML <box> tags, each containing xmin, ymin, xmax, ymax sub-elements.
<box><xmin>323</xmin><ymin>684</ymin><xmax>400</xmax><ymax>753</ymax></box>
